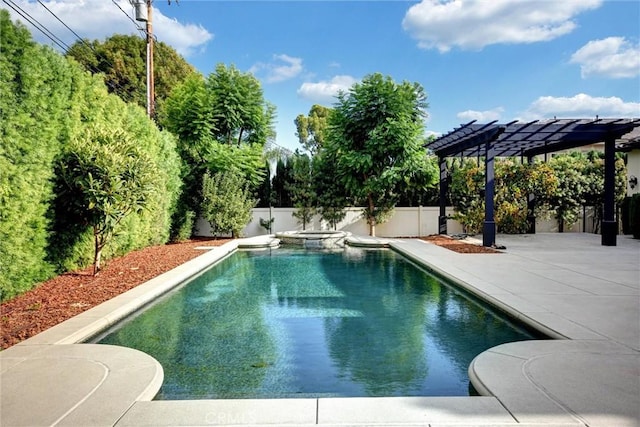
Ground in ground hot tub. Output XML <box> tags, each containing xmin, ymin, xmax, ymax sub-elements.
<box><xmin>275</xmin><ymin>230</ymin><xmax>351</xmax><ymax>249</ymax></box>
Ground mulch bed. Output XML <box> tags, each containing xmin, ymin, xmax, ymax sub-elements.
<box><xmin>1</xmin><ymin>234</ymin><xmax>496</xmax><ymax>350</ymax></box>
<box><xmin>1</xmin><ymin>238</ymin><xmax>231</xmax><ymax>350</ymax></box>
<box><xmin>418</xmin><ymin>234</ymin><xmax>501</xmax><ymax>254</ymax></box>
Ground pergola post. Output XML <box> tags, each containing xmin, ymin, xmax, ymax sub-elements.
<box><xmin>438</xmin><ymin>157</ymin><xmax>448</xmax><ymax>235</ymax></box>
<box><xmin>483</xmin><ymin>140</ymin><xmax>496</xmax><ymax>247</ymax></box>
<box><xmin>602</xmin><ymin>136</ymin><xmax>617</xmax><ymax>246</ymax></box>
<box><xmin>527</xmin><ymin>155</ymin><xmax>536</xmax><ymax>234</ymax></box>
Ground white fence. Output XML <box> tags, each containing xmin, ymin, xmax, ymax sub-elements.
<box><xmin>194</xmin><ymin>206</ymin><xmax>599</xmax><ymax>238</ymax></box>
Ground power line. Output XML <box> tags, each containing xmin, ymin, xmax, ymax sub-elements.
<box><xmin>2</xmin><ymin>0</ymin><xmax>71</xmax><ymax>52</ymax></box>
<box><xmin>34</xmin><ymin>0</ymin><xmax>136</xmax><ymax>102</ymax></box>
<box><xmin>37</xmin><ymin>0</ymin><xmax>85</xmax><ymax>44</ymax></box>
<box><xmin>4</xmin><ymin>0</ymin><xmax>137</xmax><ymax>103</ymax></box>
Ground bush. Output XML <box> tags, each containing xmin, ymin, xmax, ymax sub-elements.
<box><xmin>201</xmin><ymin>171</ymin><xmax>256</xmax><ymax>238</ymax></box>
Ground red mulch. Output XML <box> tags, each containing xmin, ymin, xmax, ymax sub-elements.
<box><xmin>418</xmin><ymin>234</ymin><xmax>501</xmax><ymax>254</ymax></box>
<box><xmin>1</xmin><ymin>235</ymin><xmax>496</xmax><ymax>350</ymax></box>
<box><xmin>1</xmin><ymin>238</ymin><xmax>231</xmax><ymax>349</ymax></box>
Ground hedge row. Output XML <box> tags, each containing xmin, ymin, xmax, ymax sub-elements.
<box><xmin>0</xmin><ymin>12</ymin><xmax>182</xmax><ymax>301</ymax></box>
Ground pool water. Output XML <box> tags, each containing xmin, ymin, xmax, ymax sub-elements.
<box><xmin>95</xmin><ymin>247</ymin><xmax>539</xmax><ymax>400</ymax></box>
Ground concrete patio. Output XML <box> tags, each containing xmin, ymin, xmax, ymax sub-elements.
<box><xmin>1</xmin><ymin>233</ymin><xmax>638</xmax><ymax>426</ymax></box>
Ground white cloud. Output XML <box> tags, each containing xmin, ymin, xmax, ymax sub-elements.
<box><xmin>521</xmin><ymin>93</ymin><xmax>640</xmax><ymax>121</ymax></box>
<box><xmin>6</xmin><ymin>0</ymin><xmax>212</xmax><ymax>57</ymax></box>
<box><xmin>402</xmin><ymin>0</ymin><xmax>601</xmax><ymax>52</ymax></box>
<box><xmin>297</xmin><ymin>75</ymin><xmax>358</xmax><ymax>104</ymax></box>
<box><xmin>457</xmin><ymin>107</ymin><xmax>504</xmax><ymax>122</ymax></box>
<box><xmin>250</xmin><ymin>54</ymin><xmax>303</xmax><ymax>83</ymax></box>
<box><xmin>570</xmin><ymin>37</ymin><xmax>640</xmax><ymax>79</ymax></box>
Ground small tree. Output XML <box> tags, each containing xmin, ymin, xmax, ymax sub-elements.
<box><xmin>288</xmin><ymin>153</ymin><xmax>316</xmax><ymax>229</ymax></box>
<box><xmin>201</xmin><ymin>171</ymin><xmax>256</xmax><ymax>238</ymax></box>
<box><xmin>58</xmin><ymin>127</ymin><xmax>156</xmax><ymax>274</ymax></box>
<box><xmin>313</xmin><ymin>151</ymin><xmax>347</xmax><ymax>229</ymax></box>
<box><xmin>549</xmin><ymin>154</ymin><xmax>588</xmax><ymax>232</ymax></box>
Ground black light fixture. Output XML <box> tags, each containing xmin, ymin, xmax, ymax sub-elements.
<box><xmin>630</xmin><ymin>175</ymin><xmax>638</xmax><ymax>189</ymax></box>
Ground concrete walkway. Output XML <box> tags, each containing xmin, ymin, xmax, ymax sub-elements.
<box><xmin>1</xmin><ymin>233</ymin><xmax>638</xmax><ymax>426</ymax></box>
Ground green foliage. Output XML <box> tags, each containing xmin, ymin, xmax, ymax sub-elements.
<box><xmin>66</xmin><ymin>34</ymin><xmax>196</xmax><ymax>115</ymax></box>
<box><xmin>0</xmin><ymin>11</ymin><xmax>72</xmax><ymax>300</ymax></box>
<box><xmin>580</xmin><ymin>151</ymin><xmax>627</xmax><ymax>233</ymax></box>
<box><xmin>325</xmin><ymin>73</ymin><xmax>433</xmax><ymax>235</ymax></box>
<box><xmin>1</xmin><ymin>13</ymin><xmax>182</xmax><ymax>299</ymax></box>
<box><xmin>57</xmin><ymin>126</ymin><xmax>157</xmax><ymax>274</ymax></box>
<box><xmin>449</xmin><ymin>158</ymin><xmax>558</xmax><ymax>234</ymax></box>
<box><xmin>495</xmin><ymin>159</ymin><xmax>557</xmax><ymax>234</ymax></box>
<box><xmin>547</xmin><ymin>151</ymin><xmax>625</xmax><ymax>232</ymax></box>
<box><xmin>201</xmin><ymin>172</ymin><xmax>257</xmax><ymax>238</ymax></box>
<box><xmin>294</xmin><ymin>104</ymin><xmax>330</xmax><ymax>155</ymax></box>
<box><xmin>548</xmin><ymin>154</ymin><xmax>588</xmax><ymax>232</ymax></box>
<box><xmin>161</xmin><ymin>65</ymin><xmax>273</xmax><ymax>237</ymax></box>
<box><xmin>206</xmin><ymin>64</ymin><xmax>276</xmax><ymax>146</ymax></box>
<box><xmin>288</xmin><ymin>153</ymin><xmax>316</xmax><ymax>229</ymax></box>
<box><xmin>313</xmin><ymin>150</ymin><xmax>347</xmax><ymax>229</ymax></box>
<box><xmin>270</xmin><ymin>159</ymin><xmax>293</xmax><ymax>207</ymax></box>
<box><xmin>448</xmin><ymin>160</ymin><xmax>485</xmax><ymax>234</ymax></box>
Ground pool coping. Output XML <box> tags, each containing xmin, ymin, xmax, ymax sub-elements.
<box><xmin>1</xmin><ymin>234</ymin><xmax>638</xmax><ymax>426</ymax></box>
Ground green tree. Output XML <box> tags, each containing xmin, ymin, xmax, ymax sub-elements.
<box><xmin>449</xmin><ymin>159</ymin><xmax>485</xmax><ymax>234</ymax></box>
<box><xmin>495</xmin><ymin>158</ymin><xmax>557</xmax><ymax>234</ymax></box>
<box><xmin>57</xmin><ymin>126</ymin><xmax>156</xmax><ymax>274</ymax></box>
<box><xmin>288</xmin><ymin>153</ymin><xmax>316</xmax><ymax>229</ymax></box>
<box><xmin>294</xmin><ymin>104</ymin><xmax>331</xmax><ymax>155</ymax></box>
<box><xmin>313</xmin><ymin>150</ymin><xmax>347</xmax><ymax>229</ymax></box>
<box><xmin>270</xmin><ymin>158</ymin><xmax>293</xmax><ymax>207</ymax></box>
<box><xmin>66</xmin><ymin>34</ymin><xmax>195</xmax><ymax>115</ymax></box>
<box><xmin>549</xmin><ymin>153</ymin><xmax>589</xmax><ymax>232</ymax></box>
<box><xmin>201</xmin><ymin>171</ymin><xmax>256</xmax><ymax>238</ymax></box>
<box><xmin>325</xmin><ymin>73</ymin><xmax>433</xmax><ymax>236</ymax></box>
<box><xmin>207</xmin><ymin>64</ymin><xmax>276</xmax><ymax>146</ymax></box>
<box><xmin>161</xmin><ymin>66</ymin><xmax>273</xmax><ymax>238</ymax></box>
<box><xmin>449</xmin><ymin>158</ymin><xmax>557</xmax><ymax>234</ymax></box>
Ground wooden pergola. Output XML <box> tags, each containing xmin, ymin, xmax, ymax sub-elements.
<box><xmin>426</xmin><ymin>118</ymin><xmax>640</xmax><ymax>247</ymax></box>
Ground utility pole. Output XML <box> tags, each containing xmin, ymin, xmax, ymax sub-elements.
<box><xmin>145</xmin><ymin>0</ymin><xmax>155</xmax><ymax>119</ymax></box>
<box><xmin>131</xmin><ymin>0</ymin><xmax>155</xmax><ymax>119</ymax></box>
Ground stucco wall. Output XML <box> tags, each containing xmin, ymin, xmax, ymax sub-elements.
<box><xmin>194</xmin><ymin>206</ymin><xmax>598</xmax><ymax>238</ymax></box>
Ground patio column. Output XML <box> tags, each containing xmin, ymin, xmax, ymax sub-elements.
<box><xmin>602</xmin><ymin>136</ymin><xmax>617</xmax><ymax>246</ymax></box>
<box><xmin>527</xmin><ymin>155</ymin><xmax>536</xmax><ymax>234</ymax></box>
<box><xmin>438</xmin><ymin>156</ymin><xmax>448</xmax><ymax>234</ymax></box>
<box><xmin>483</xmin><ymin>140</ymin><xmax>496</xmax><ymax>247</ymax></box>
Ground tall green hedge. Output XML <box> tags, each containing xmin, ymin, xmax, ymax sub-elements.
<box><xmin>0</xmin><ymin>12</ymin><xmax>182</xmax><ymax>301</ymax></box>
<box><xmin>0</xmin><ymin>12</ymin><xmax>72</xmax><ymax>299</ymax></box>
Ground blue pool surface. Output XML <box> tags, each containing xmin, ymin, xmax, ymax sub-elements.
<box><xmin>95</xmin><ymin>247</ymin><xmax>540</xmax><ymax>399</ymax></box>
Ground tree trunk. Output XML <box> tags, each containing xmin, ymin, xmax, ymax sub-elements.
<box><xmin>93</xmin><ymin>229</ymin><xmax>102</xmax><ymax>275</ymax></box>
<box><xmin>368</xmin><ymin>194</ymin><xmax>376</xmax><ymax>237</ymax></box>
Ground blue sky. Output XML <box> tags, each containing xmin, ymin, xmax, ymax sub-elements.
<box><xmin>6</xmin><ymin>0</ymin><xmax>640</xmax><ymax>151</ymax></box>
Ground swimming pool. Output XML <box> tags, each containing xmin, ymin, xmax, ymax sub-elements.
<box><xmin>94</xmin><ymin>247</ymin><xmax>540</xmax><ymax>400</ymax></box>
